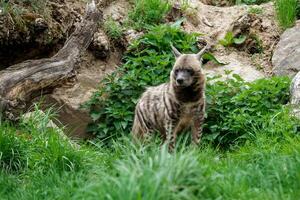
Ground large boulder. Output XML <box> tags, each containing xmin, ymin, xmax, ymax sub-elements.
<box><xmin>204</xmin><ymin>51</ymin><xmax>265</xmax><ymax>82</ymax></box>
<box><xmin>272</xmin><ymin>21</ymin><xmax>300</xmax><ymax>77</ymax></box>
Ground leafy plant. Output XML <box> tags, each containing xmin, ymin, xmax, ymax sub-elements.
<box><xmin>275</xmin><ymin>0</ymin><xmax>298</xmax><ymax>29</ymax></box>
<box><xmin>86</xmin><ymin>24</ymin><xmax>204</xmax><ymax>143</ymax></box>
<box><xmin>128</xmin><ymin>0</ymin><xmax>171</xmax><ymax>29</ymax></box>
<box><xmin>0</xmin><ymin>0</ymin><xmax>11</xmax><ymax>15</ymax></box>
<box><xmin>236</xmin><ymin>0</ymin><xmax>270</xmax><ymax>5</ymax></box>
<box><xmin>297</xmin><ymin>2</ymin><xmax>300</xmax><ymax>19</ymax></box>
<box><xmin>219</xmin><ymin>32</ymin><xmax>247</xmax><ymax>47</ymax></box>
<box><xmin>248</xmin><ymin>6</ymin><xmax>263</xmax><ymax>15</ymax></box>
<box><xmin>103</xmin><ymin>17</ymin><xmax>123</xmax><ymax>40</ymax></box>
<box><xmin>86</xmin><ymin>22</ymin><xmax>292</xmax><ymax>148</ymax></box>
<box><xmin>204</xmin><ymin>75</ymin><xmax>292</xmax><ymax>147</ymax></box>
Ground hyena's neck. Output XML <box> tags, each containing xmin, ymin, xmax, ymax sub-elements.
<box><xmin>170</xmin><ymin>75</ymin><xmax>205</xmax><ymax>104</ymax></box>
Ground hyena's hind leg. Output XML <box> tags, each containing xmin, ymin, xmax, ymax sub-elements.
<box><xmin>131</xmin><ymin>113</ymin><xmax>148</xmax><ymax>143</ymax></box>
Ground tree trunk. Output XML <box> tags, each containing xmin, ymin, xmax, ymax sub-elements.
<box><xmin>0</xmin><ymin>1</ymin><xmax>102</xmax><ymax>120</ymax></box>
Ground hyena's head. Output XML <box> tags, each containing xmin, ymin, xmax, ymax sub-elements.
<box><xmin>170</xmin><ymin>44</ymin><xmax>207</xmax><ymax>87</ymax></box>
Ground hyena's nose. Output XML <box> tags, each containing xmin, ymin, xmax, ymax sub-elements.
<box><xmin>176</xmin><ymin>78</ymin><xmax>184</xmax><ymax>85</ymax></box>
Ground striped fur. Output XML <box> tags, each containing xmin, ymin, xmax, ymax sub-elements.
<box><xmin>132</xmin><ymin>45</ymin><xmax>207</xmax><ymax>150</ymax></box>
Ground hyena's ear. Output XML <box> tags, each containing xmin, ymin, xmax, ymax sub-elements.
<box><xmin>195</xmin><ymin>44</ymin><xmax>208</xmax><ymax>61</ymax></box>
<box><xmin>171</xmin><ymin>44</ymin><xmax>182</xmax><ymax>58</ymax></box>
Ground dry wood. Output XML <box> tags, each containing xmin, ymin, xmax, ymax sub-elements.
<box><xmin>0</xmin><ymin>1</ymin><xmax>102</xmax><ymax>120</ymax></box>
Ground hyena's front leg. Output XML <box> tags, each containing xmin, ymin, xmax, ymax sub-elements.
<box><xmin>192</xmin><ymin>105</ymin><xmax>205</xmax><ymax>145</ymax></box>
<box><xmin>165</xmin><ymin>119</ymin><xmax>178</xmax><ymax>151</ymax></box>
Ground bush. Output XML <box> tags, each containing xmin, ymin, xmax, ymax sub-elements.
<box><xmin>128</xmin><ymin>0</ymin><xmax>171</xmax><ymax>29</ymax></box>
<box><xmin>204</xmin><ymin>75</ymin><xmax>293</xmax><ymax>148</ymax></box>
<box><xmin>86</xmin><ymin>24</ymin><xmax>201</xmax><ymax>143</ymax></box>
<box><xmin>87</xmin><ymin>24</ymin><xmax>294</xmax><ymax>148</ymax></box>
<box><xmin>275</xmin><ymin>0</ymin><xmax>298</xmax><ymax>29</ymax></box>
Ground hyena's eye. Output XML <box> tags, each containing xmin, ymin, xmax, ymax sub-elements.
<box><xmin>186</xmin><ymin>69</ymin><xmax>194</xmax><ymax>75</ymax></box>
<box><xmin>174</xmin><ymin>69</ymin><xmax>179</xmax><ymax>75</ymax></box>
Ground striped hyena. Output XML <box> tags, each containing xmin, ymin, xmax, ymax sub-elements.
<box><xmin>132</xmin><ymin>44</ymin><xmax>207</xmax><ymax>150</ymax></box>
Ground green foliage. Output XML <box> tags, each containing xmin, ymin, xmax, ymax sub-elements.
<box><xmin>86</xmin><ymin>24</ymin><xmax>201</xmax><ymax>143</ymax></box>
<box><xmin>0</xmin><ymin>0</ymin><xmax>10</xmax><ymax>15</ymax></box>
<box><xmin>19</xmin><ymin>107</ymin><xmax>85</xmax><ymax>172</ymax></box>
<box><xmin>275</xmin><ymin>0</ymin><xmax>298</xmax><ymax>29</ymax></box>
<box><xmin>0</xmin><ymin>124</ymin><xmax>27</xmax><ymax>172</ymax></box>
<box><xmin>297</xmin><ymin>2</ymin><xmax>300</xmax><ymax>19</ymax></box>
<box><xmin>21</xmin><ymin>0</ymin><xmax>48</xmax><ymax>13</ymax></box>
<box><xmin>0</xmin><ymin>105</ymin><xmax>86</xmax><ymax>174</ymax></box>
<box><xmin>87</xmin><ymin>23</ymin><xmax>292</xmax><ymax>148</ymax></box>
<box><xmin>248</xmin><ymin>6</ymin><xmax>263</xmax><ymax>15</ymax></box>
<box><xmin>235</xmin><ymin>0</ymin><xmax>270</xmax><ymax>5</ymax></box>
<box><xmin>1</xmin><ymin>108</ymin><xmax>300</xmax><ymax>199</ymax></box>
<box><xmin>219</xmin><ymin>32</ymin><xmax>247</xmax><ymax>47</ymax></box>
<box><xmin>128</xmin><ymin>0</ymin><xmax>171</xmax><ymax>29</ymax></box>
<box><xmin>84</xmin><ymin>142</ymin><xmax>203</xmax><ymax>200</ymax></box>
<box><xmin>0</xmin><ymin>0</ymin><xmax>49</xmax><ymax>31</ymax></box>
<box><xmin>204</xmin><ymin>75</ymin><xmax>293</xmax><ymax>147</ymax></box>
<box><xmin>103</xmin><ymin>17</ymin><xmax>123</xmax><ymax>40</ymax></box>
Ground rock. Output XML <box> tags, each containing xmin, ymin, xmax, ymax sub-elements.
<box><xmin>103</xmin><ymin>0</ymin><xmax>130</xmax><ymax>23</ymax></box>
<box><xmin>204</xmin><ymin>51</ymin><xmax>265</xmax><ymax>82</ymax></box>
<box><xmin>289</xmin><ymin>71</ymin><xmax>300</xmax><ymax>119</ymax></box>
<box><xmin>34</xmin><ymin>18</ymin><xmax>48</xmax><ymax>32</ymax></box>
<box><xmin>90</xmin><ymin>30</ymin><xmax>110</xmax><ymax>59</ymax></box>
<box><xmin>123</xmin><ymin>29</ymin><xmax>143</xmax><ymax>47</ymax></box>
<box><xmin>272</xmin><ymin>21</ymin><xmax>300</xmax><ymax>77</ymax></box>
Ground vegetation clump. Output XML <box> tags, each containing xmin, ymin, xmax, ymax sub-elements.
<box><xmin>275</xmin><ymin>0</ymin><xmax>299</xmax><ymax>29</ymax></box>
<box><xmin>87</xmin><ymin>23</ymin><xmax>294</xmax><ymax>149</ymax></box>
<box><xmin>2</xmin><ymin>0</ymin><xmax>300</xmax><ymax>199</ymax></box>
<box><xmin>86</xmin><ymin>24</ymin><xmax>201</xmax><ymax>143</ymax></box>
<box><xmin>128</xmin><ymin>0</ymin><xmax>171</xmax><ymax>29</ymax></box>
<box><xmin>103</xmin><ymin>17</ymin><xmax>123</xmax><ymax>40</ymax></box>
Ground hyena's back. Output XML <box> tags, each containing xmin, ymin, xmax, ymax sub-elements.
<box><xmin>132</xmin><ymin>83</ymin><xmax>175</xmax><ymax>139</ymax></box>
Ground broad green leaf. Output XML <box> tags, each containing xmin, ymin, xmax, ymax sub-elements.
<box><xmin>233</xmin><ymin>35</ymin><xmax>247</xmax><ymax>45</ymax></box>
<box><xmin>202</xmin><ymin>52</ymin><xmax>228</xmax><ymax>65</ymax></box>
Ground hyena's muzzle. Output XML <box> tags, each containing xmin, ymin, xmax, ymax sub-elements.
<box><xmin>174</xmin><ymin>69</ymin><xmax>194</xmax><ymax>87</ymax></box>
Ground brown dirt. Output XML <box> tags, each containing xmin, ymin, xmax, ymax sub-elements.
<box><xmin>0</xmin><ymin>0</ymin><xmax>84</xmax><ymax>68</ymax></box>
<box><xmin>179</xmin><ymin>1</ymin><xmax>281</xmax><ymax>75</ymax></box>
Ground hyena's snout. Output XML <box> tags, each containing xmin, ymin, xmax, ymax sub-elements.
<box><xmin>175</xmin><ymin>70</ymin><xmax>193</xmax><ymax>87</ymax></box>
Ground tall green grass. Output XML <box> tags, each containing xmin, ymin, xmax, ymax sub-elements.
<box><xmin>236</xmin><ymin>0</ymin><xmax>270</xmax><ymax>5</ymax></box>
<box><xmin>128</xmin><ymin>0</ymin><xmax>171</xmax><ymax>29</ymax></box>
<box><xmin>1</xmin><ymin>106</ymin><xmax>300</xmax><ymax>199</ymax></box>
<box><xmin>275</xmin><ymin>0</ymin><xmax>298</xmax><ymax>29</ymax></box>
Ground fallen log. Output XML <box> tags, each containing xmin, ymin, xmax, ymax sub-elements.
<box><xmin>0</xmin><ymin>0</ymin><xmax>102</xmax><ymax>120</ymax></box>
